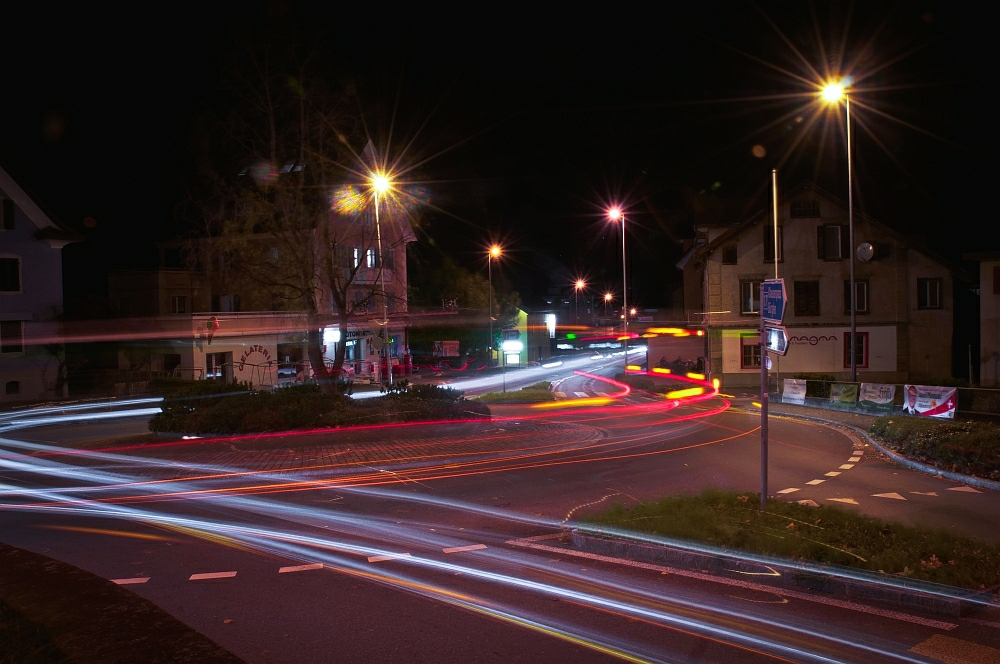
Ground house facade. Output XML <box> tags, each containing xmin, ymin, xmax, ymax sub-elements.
<box><xmin>963</xmin><ymin>252</ymin><xmax>1000</xmax><ymax>386</ymax></box>
<box><xmin>683</xmin><ymin>184</ymin><xmax>956</xmax><ymax>388</ymax></box>
<box><xmin>1</xmin><ymin>163</ymin><xmax>82</xmax><ymax>402</ymax></box>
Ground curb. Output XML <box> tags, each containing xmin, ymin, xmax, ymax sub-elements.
<box><xmin>762</xmin><ymin>407</ymin><xmax>1000</xmax><ymax>493</ymax></box>
<box><xmin>571</xmin><ymin>530</ymin><xmax>992</xmax><ymax>618</ymax></box>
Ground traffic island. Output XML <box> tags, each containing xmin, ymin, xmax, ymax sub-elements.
<box><xmin>0</xmin><ymin>542</ymin><xmax>244</xmax><ymax>663</ymax></box>
<box><xmin>576</xmin><ymin>490</ymin><xmax>1000</xmax><ymax>617</ymax></box>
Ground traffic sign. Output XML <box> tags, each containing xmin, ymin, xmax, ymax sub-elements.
<box><xmin>761</xmin><ymin>279</ymin><xmax>787</xmax><ymax>324</ymax></box>
<box><xmin>764</xmin><ymin>325</ymin><xmax>789</xmax><ymax>356</ymax></box>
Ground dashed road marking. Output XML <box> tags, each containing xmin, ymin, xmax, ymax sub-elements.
<box><xmin>839</xmin><ymin>464</ymin><xmax>855</xmax><ymax>470</ymax></box>
<box><xmin>911</xmin><ymin>491</ymin><xmax>938</xmax><ymax>496</ymax></box>
<box><xmin>443</xmin><ymin>544</ymin><xmax>488</xmax><ymax>554</ymax></box>
<box><xmin>848</xmin><ymin>457</ymin><xmax>861</xmax><ymax>462</ymax></box>
<box><xmin>367</xmin><ymin>553</ymin><xmax>412</xmax><ymax>563</ymax></box>
<box><xmin>805</xmin><ymin>479</ymin><xmax>825</xmax><ymax>485</ymax></box>
<box><xmin>825</xmin><ymin>471</ymin><xmax>841</xmax><ymax>477</ymax></box>
<box><xmin>574</xmin><ymin>391</ymin><xmax>589</xmax><ymax>398</ymax></box>
<box><xmin>947</xmin><ymin>486</ymin><xmax>981</xmax><ymax>493</ymax></box>
<box><xmin>112</xmin><ymin>577</ymin><xmax>150</xmax><ymax>585</ymax></box>
<box><xmin>776</xmin><ymin>488</ymin><xmax>800</xmax><ymax>494</ymax></box>
<box><xmin>279</xmin><ymin>563</ymin><xmax>323</xmax><ymax>573</ymax></box>
<box><xmin>190</xmin><ymin>571</ymin><xmax>237</xmax><ymax>580</ymax></box>
<box><xmin>873</xmin><ymin>492</ymin><xmax>906</xmax><ymax>500</ymax></box>
<box><xmin>554</xmin><ymin>392</ymin><xmax>567</xmax><ymax>398</ymax></box>
<box><xmin>828</xmin><ymin>498</ymin><xmax>859</xmax><ymax>505</ymax></box>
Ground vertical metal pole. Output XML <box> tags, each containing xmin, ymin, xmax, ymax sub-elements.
<box><xmin>374</xmin><ymin>191</ymin><xmax>392</xmax><ymax>387</ymax></box>
<box><xmin>621</xmin><ymin>216</ymin><xmax>628</xmax><ymax>370</ymax></box>
<box><xmin>772</xmin><ymin>169</ymin><xmax>779</xmax><ymax>280</ymax></box>
<box><xmin>760</xmin><ymin>283</ymin><xmax>768</xmax><ymax>510</ymax></box>
<box><xmin>488</xmin><ymin>257</ymin><xmax>494</xmax><ymax>368</ymax></box>
<box><xmin>847</xmin><ymin>96</ymin><xmax>857</xmax><ymax>383</ymax></box>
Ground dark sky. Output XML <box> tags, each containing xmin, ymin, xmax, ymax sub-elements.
<box><xmin>2</xmin><ymin>2</ymin><xmax>994</xmax><ymax>310</ymax></box>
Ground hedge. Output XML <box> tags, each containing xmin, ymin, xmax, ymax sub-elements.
<box><xmin>870</xmin><ymin>417</ymin><xmax>1000</xmax><ymax>481</ymax></box>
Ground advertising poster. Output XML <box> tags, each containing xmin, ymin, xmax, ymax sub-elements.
<box><xmin>829</xmin><ymin>382</ymin><xmax>859</xmax><ymax>406</ymax></box>
<box><xmin>432</xmin><ymin>341</ymin><xmax>460</xmax><ymax>357</ymax></box>
<box><xmin>858</xmin><ymin>383</ymin><xmax>896</xmax><ymax>414</ymax></box>
<box><xmin>903</xmin><ymin>384</ymin><xmax>957</xmax><ymax>419</ymax></box>
<box><xmin>782</xmin><ymin>379</ymin><xmax>807</xmax><ymax>405</ymax></box>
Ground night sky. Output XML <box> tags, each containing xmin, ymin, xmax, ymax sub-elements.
<box><xmin>1</xmin><ymin>3</ymin><xmax>994</xmax><ymax>311</ymax></box>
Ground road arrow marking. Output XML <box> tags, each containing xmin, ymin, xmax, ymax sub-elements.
<box><xmin>947</xmin><ymin>486</ymin><xmax>981</xmax><ymax>493</ymax></box>
<box><xmin>873</xmin><ymin>492</ymin><xmax>906</xmax><ymax>500</ymax></box>
<box><xmin>190</xmin><ymin>571</ymin><xmax>237</xmax><ymax>580</ymax></box>
<box><xmin>828</xmin><ymin>498</ymin><xmax>859</xmax><ymax>505</ymax></box>
<box><xmin>279</xmin><ymin>563</ymin><xmax>323</xmax><ymax>573</ymax></box>
<box><xmin>112</xmin><ymin>577</ymin><xmax>150</xmax><ymax>585</ymax></box>
<box><xmin>443</xmin><ymin>544</ymin><xmax>488</xmax><ymax>554</ymax></box>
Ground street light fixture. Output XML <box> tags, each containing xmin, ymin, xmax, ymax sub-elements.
<box><xmin>574</xmin><ymin>279</ymin><xmax>586</xmax><ymax>325</ymax></box>
<box><xmin>607</xmin><ymin>207</ymin><xmax>628</xmax><ymax>370</ymax></box>
<box><xmin>820</xmin><ymin>79</ymin><xmax>857</xmax><ymax>382</ymax></box>
<box><xmin>369</xmin><ymin>171</ymin><xmax>395</xmax><ymax>387</ymax></box>
<box><xmin>488</xmin><ymin>244</ymin><xmax>502</xmax><ymax>367</ymax></box>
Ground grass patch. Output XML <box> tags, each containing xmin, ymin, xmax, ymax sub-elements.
<box><xmin>150</xmin><ymin>383</ymin><xmax>490</xmax><ymax>435</ymax></box>
<box><xmin>476</xmin><ymin>381</ymin><xmax>554</xmax><ymax>403</ymax></box>
<box><xmin>870</xmin><ymin>417</ymin><xmax>1000</xmax><ymax>481</ymax></box>
<box><xmin>583</xmin><ymin>489</ymin><xmax>1000</xmax><ymax>590</ymax></box>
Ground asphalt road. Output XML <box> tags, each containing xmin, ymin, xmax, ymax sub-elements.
<box><xmin>3</xmin><ymin>361</ymin><xmax>1000</xmax><ymax>663</ymax></box>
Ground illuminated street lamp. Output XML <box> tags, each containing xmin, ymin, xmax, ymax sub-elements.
<box><xmin>574</xmin><ymin>279</ymin><xmax>586</xmax><ymax>325</ymax></box>
<box><xmin>607</xmin><ymin>207</ymin><xmax>628</xmax><ymax>369</ymax></box>
<box><xmin>370</xmin><ymin>172</ymin><xmax>393</xmax><ymax>386</ymax></box>
<box><xmin>820</xmin><ymin>80</ymin><xmax>858</xmax><ymax>382</ymax></box>
<box><xmin>488</xmin><ymin>244</ymin><xmax>503</xmax><ymax>367</ymax></box>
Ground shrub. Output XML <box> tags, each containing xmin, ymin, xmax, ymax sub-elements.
<box><xmin>870</xmin><ymin>417</ymin><xmax>1000</xmax><ymax>480</ymax></box>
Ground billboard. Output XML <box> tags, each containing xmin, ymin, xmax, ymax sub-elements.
<box><xmin>433</xmin><ymin>341</ymin><xmax>460</xmax><ymax>357</ymax></box>
<box><xmin>858</xmin><ymin>383</ymin><xmax>896</xmax><ymax>415</ymax></box>
<box><xmin>902</xmin><ymin>384</ymin><xmax>957</xmax><ymax>419</ymax></box>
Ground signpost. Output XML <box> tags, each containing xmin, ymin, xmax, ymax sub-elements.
<box><xmin>759</xmin><ymin>278</ymin><xmax>785</xmax><ymax>509</ymax></box>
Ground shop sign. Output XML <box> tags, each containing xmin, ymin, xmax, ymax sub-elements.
<box><xmin>238</xmin><ymin>344</ymin><xmax>273</xmax><ymax>371</ymax></box>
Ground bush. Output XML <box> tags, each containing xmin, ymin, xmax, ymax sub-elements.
<box><xmin>870</xmin><ymin>417</ymin><xmax>1000</xmax><ymax>480</ymax></box>
<box><xmin>477</xmin><ymin>382</ymin><xmax>554</xmax><ymax>403</ymax></box>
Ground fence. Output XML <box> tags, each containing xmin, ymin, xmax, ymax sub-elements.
<box><xmin>776</xmin><ymin>378</ymin><xmax>1000</xmax><ymax>418</ymax></box>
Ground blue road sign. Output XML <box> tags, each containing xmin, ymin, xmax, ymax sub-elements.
<box><xmin>761</xmin><ymin>279</ymin><xmax>786</xmax><ymax>324</ymax></box>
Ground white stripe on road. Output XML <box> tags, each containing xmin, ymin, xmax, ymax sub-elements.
<box><xmin>574</xmin><ymin>392</ymin><xmax>589</xmax><ymax>398</ymax></box>
<box><xmin>367</xmin><ymin>553</ymin><xmax>412</xmax><ymax>563</ymax></box>
<box><xmin>828</xmin><ymin>498</ymin><xmax>859</xmax><ymax>505</ymax></box>
<box><xmin>279</xmin><ymin>563</ymin><xmax>324</xmax><ymax>573</ymax></box>
<box><xmin>112</xmin><ymin>577</ymin><xmax>150</xmax><ymax>585</ymax></box>
<box><xmin>839</xmin><ymin>464</ymin><xmax>855</xmax><ymax>469</ymax></box>
<box><xmin>825</xmin><ymin>472</ymin><xmax>841</xmax><ymax>477</ymax></box>
<box><xmin>848</xmin><ymin>457</ymin><xmax>861</xmax><ymax>462</ymax></box>
<box><xmin>873</xmin><ymin>492</ymin><xmax>906</xmax><ymax>500</ymax></box>
<box><xmin>776</xmin><ymin>488</ymin><xmax>799</xmax><ymax>494</ymax></box>
<box><xmin>554</xmin><ymin>392</ymin><xmax>567</xmax><ymax>398</ymax></box>
<box><xmin>442</xmin><ymin>544</ymin><xmax>487</xmax><ymax>554</ymax></box>
<box><xmin>189</xmin><ymin>571</ymin><xmax>237</xmax><ymax>580</ymax></box>
<box><xmin>806</xmin><ymin>479</ymin><xmax>825</xmax><ymax>485</ymax></box>
<box><xmin>947</xmin><ymin>486</ymin><xmax>981</xmax><ymax>493</ymax></box>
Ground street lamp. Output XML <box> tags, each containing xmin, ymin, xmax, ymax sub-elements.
<box><xmin>370</xmin><ymin>172</ymin><xmax>393</xmax><ymax>386</ymax></box>
<box><xmin>820</xmin><ymin>80</ymin><xmax>857</xmax><ymax>382</ymax></box>
<box><xmin>488</xmin><ymin>244</ymin><xmax>502</xmax><ymax>367</ymax></box>
<box><xmin>574</xmin><ymin>279</ymin><xmax>586</xmax><ymax>325</ymax></box>
<box><xmin>607</xmin><ymin>207</ymin><xmax>628</xmax><ymax>370</ymax></box>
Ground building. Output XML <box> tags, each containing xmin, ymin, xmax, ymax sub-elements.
<box><xmin>1</xmin><ymin>163</ymin><xmax>82</xmax><ymax>402</ymax></box>
<box><xmin>962</xmin><ymin>252</ymin><xmax>1000</xmax><ymax>386</ymax></box>
<box><xmin>681</xmin><ymin>184</ymin><xmax>959</xmax><ymax>388</ymax></box>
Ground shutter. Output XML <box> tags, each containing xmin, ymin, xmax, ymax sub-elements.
<box><xmin>817</xmin><ymin>226</ymin><xmax>825</xmax><ymax>259</ymax></box>
<box><xmin>840</xmin><ymin>225</ymin><xmax>850</xmax><ymax>259</ymax></box>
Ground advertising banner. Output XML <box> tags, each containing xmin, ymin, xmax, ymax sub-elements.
<box><xmin>829</xmin><ymin>382</ymin><xmax>859</xmax><ymax>406</ymax></box>
<box><xmin>782</xmin><ymin>379</ymin><xmax>807</xmax><ymax>405</ymax></box>
<box><xmin>433</xmin><ymin>341</ymin><xmax>460</xmax><ymax>357</ymax></box>
<box><xmin>858</xmin><ymin>383</ymin><xmax>896</xmax><ymax>414</ymax></box>
<box><xmin>903</xmin><ymin>384</ymin><xmax>957</xmax><ymax>419</ymax></box>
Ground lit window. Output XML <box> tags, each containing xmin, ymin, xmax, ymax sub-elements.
<box><xmin>352</xmin><ymin>248</ymin><xmax>360</xmax><ymax>268</ymax></box>
<box><xmin>366</xmin><ymin>249</ymin><xmax>376</xmax><ymax>268</ymax></box>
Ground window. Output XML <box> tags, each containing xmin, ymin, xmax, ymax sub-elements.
<box><xmin>352</xmin><ymin>247</ymin><xmax>360</xmax><ymax>268</ymax></box>
<box><xmin>171</xmin><ymin>295</ymin><xmax>187</xmax><ymax>314</ymax></box>
<box><xmin>790</xmin><ymin>200</ymin><xmax>820</xmax><ymax>218</ymax></box>
<box><xmin>740</xmin><ymin>281</ymin><xmax>761</xmax><ymax>315</ymax></box>
<box><xmin>366</xmin><ymin>248</ymin><xmax>377</xmax><ymax>269</ymax></box>
<box><xmin>763</xmin><ymin>225</ymin><xmax>783</xmax><ymax>261</ymax></box>
<box><xmin>817</xmin><ymin>225</ymin><xmax>850</xmax><ymax>260</ymax></box>
<box><xmin>2</xmin><ymin>200</ymin><xmax>14</xmax><ymax>230</ymax></box>
<box><xmin>794</xmin><ymin>281</ymin><xmax>820</xmax><ymax>316</ymax></box>
<box><xmin>843</xmin><ymin>280</ymin><xmax>869</xmax><ymax>313</ymax></box>
<box><xmin>0</xmin><ymin>257</ymin><xmax>20</xmax><ymax>292</ymax></box>
<box><xmin>722</xmin><ymin>246</ymin><xmax>738</xmax><ymax>265</ymax></box>
<box><xmin>5</xmin><ymin>380</ymin><xmax>19</xmax><ymax>395</ymax></box>
<box><xmin>741</xmin><ymin>334</ymin><xmax>761</xmax><ymax>368</ymax></box>
<box><xmin>917</xmin><ymin>278</ymin><xmax>942</xmax><ymax>309</ymax></box>
<box><xmin>843</xmin><ymin>332</ymin><xmax>869</xmax><ymax>369</ymax></box>
<box><xmin>219</xmin><ymin>294</ymin><xmax>240</xmax><ymax>312</ymax></box>
<box><xmin>1</xmin><ymin>321</ymin><xmax>23</xmax><ymax>354</ymax></box>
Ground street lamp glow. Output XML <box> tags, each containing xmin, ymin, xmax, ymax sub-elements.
<box><xmin>821</xmin><ymin>82</ymin><xmax>845</xmax><ymax>103</ymax></box>
<box><xmin>575</xmin><ymin>279</ymin><xmax>585</xmax><ymax>290</ymax></box>
<box><xmin>630</xmin><ymin>307</ymin><xmax>637</xmax><ymax>316</ymax></box>
<box><xmin>371</xmin><ymin>173</ymin><xmax>391</xmax><ymax>193</ymax></box>
<box><xmin>607</xmin><ymin>207</ymin><xmax>623</xmax><ymax>222</ymax></box>
<box><xmin>604</xmin><ymin>292</ymin><xmax>612</xmax><ymax>302</ymax></box>
<box><xmin>489</xmin><ymin>244</ymin><xmax>502</xmax><ymax>258</ymax></box>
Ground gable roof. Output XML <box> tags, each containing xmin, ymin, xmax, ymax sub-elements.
<box><xmin>0</xmin><ymin>160</ymin><xmax>84</xmax><ymax>247</ymax></box>
<box><xmin>693</xmin><ymin>182</ymin><xmax>968</xmax><ymax>279</ymax></box>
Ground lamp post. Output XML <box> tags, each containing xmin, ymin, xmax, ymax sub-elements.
<box><xmin>574</xmin><ymin>279</ymin><xmax>586</xmax><ymax>325</ymax></box>
<box><xmin>821</xmin><ymin>81</ymin><xmax>857</xmax><ymax>382</ymax></box>
<box><xmin>607</xmin><ymin>208</ymin><xmax>628</xmax><ymax>370</ymax></box>
<box><xmin>604</xmin><ymin>292</ymin><xmax>612</xmax><ymax>330</ymax></box>
<box><xmin>488</xmin><ymin>244</ymin><xmax>502</xmax><ymax>368</ymax></box>
<box><xmin>371</xmin><ymin>173</ymin><xmax>393</xmax><ymax>387</ymax></box>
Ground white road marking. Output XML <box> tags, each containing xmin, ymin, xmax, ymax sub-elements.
<box><xmin>839</xmin><ymin>464</ymin><xmax>855</xmax><ymax>469</ymax></box>
<box><xmin>279</xmin><ymin>563</ymin><xmax>323</xmax><ymax>573</ymax></box>
<box><xmin>554</xmin><ymin>392</ymin><xmax>567</xmax><ymax>398</ymax></box>
<box><xmin>805</xmin><ymin>479</ymin><xmax>825</xmax><ymax>485</ymax></box>
<box><xmin>442</xmin><ymin>544</ymin><xmax>488</xmax><ymax>554</ymax></box>
<box><xmin>505</xmin><ymin>536</ymin><xmax>956</xmax><ymax>630</ymax></box>
<box><xmin>112</xmin><ymin>577</ymin><xmax>150</xmax><ymax>585</ymax></box>
<box><xmin>189</xmin><ymin>571</ymin><xmax>237</xmax><ymax>580</ymax></box>
<box><xmin>776</xmin><ymin>488</ymin><xmax>800</xmax><ymax>494</ymax></box>
<box><xmin>872</xmin><ymin>492</ymin><xmax>906</xmax><ymax>500</ymax></box>
<box><xmin>574</xmin><ymin>391</ymin><xmax>589</xmax><ymax>398</ymax></box>
<box><xmin>595</xmin><ymin>391</ymin><xmax>609</xmax><ymax>396</ymax></box>
<box><xmin>848</xmin><ymin>457</ymin><xmax>861</xmax><ymax>462</ymax></box>
<box><xmin>367</xmin><ymin>553</ymin><xmax>412</xmax><ymax>563</ymax></box>
<box><xmin>825</xmin><ymin>472</ymin><xmax>841</xmax><ymax>477</ymax></box>
<box><xmin>910</xmin><ymin>491</ymin><xmax>938</xmax><ymax>496</ymax></box>
<box><xmin>947</xmin><ymin>486</ymin><xmax>981</xmax><ymax>493</ymax></box>
<box><xmin>796</xmin><ymin>500</ymin><xmax>819</xmax><ymax>507</ymax></box>
<box><xmin>828</xmin><ymin>498</ymin><xmax>859</xmax><ymax>505</ymax></box>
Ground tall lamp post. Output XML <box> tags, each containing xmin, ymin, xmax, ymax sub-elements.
<box><xmin>821</xmin><ymin>81</ymin><xmax>857</xmax><ymax>382</ymax></box>
<box><xmin>604</xmin><ymin>292</ymin><xmax>612</xmax><ymax>330</ymax></box>
<box><xmin>488</xmin><ymin>244</ymin><xmax>502</xmax><ymax>367</ymax></box>
<box><xmin>574</xmin><ymin>279</ymin><xmax>586</xmax><ymax>325</ymax></box>
<box><xmin>371</xmin><ymin>173</ymin><xmax>393</xmax><ymax>387</ymax></box>
<box><xmin>607</xmin><ymin>208</ymin><xmax>628</xmax><ymax>370</ymax></box>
